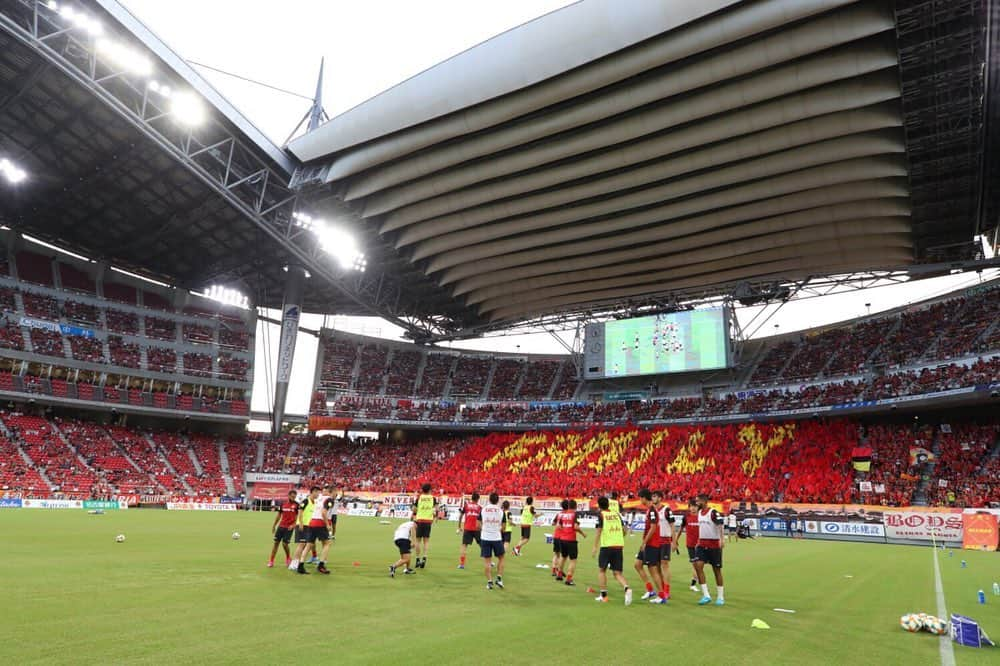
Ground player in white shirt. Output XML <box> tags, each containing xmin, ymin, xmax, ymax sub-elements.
<box><xmin>478</xmin><ymin>493</ymin><xmax>507</xmax><ymax>590</ymax></box>
<box><xmin>389</xmin><ymin>519</ymin><xmax>417</xmax><ymax>577</ymax></box>
<box><xmin>694</xmin><ymin>494</ymin><xmax>725</xmax><ymax>606</ymax></box>
<box><xmin>725</xmin><ymin>513</ymin><xmax>738</xmax><ymax>543</ymax></box>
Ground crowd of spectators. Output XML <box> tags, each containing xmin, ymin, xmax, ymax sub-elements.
<box><xmin>144</xmin><ymin>316</ymin><xmax>176</xmax><ymax>341</ymax></box>
<box><xmin>318</xmin><ymin>338</ymin><xmax>358</xmax><ymax>390</ymax></box>
<box><xmin>182</xmin><ymin>323</ymin><xmax>213</xmax><ymax>345</ymax></box>
<box><xmin>105</xmin><ymin>309</ymin><xmax>139</xmax><ymax>335</ymax></box>
<box><xmin>181</xmin><ymin>352</ymin><xmax>213</xmax><ymax>378</ymax></box>
<box><xmin>354</xmin><ymin>344</ymin><xmax>388</xmax><ymax>394</ymax></box>
<box><xmin>147</xmin><ymin>347</ymin><xmax>177</xmax><ymax>374</ymax></box>
<box><xmin>449</xmin><ymin>357</ymin><xmax>492</xmax><ymax>399</ymax></box>
<box><xmin>22</xmin><ymin>291</ymin><xmax>59</xmax><ymax>319</ymax></box>
<box><xmin>518</xmin><ymin>360</ymin><xmax>559</xmax><ymax>399</ymax></box>
<box><xmin>68</xmin><ymin>335</ymin><xmax>104</xmax><ymax>363</ymax></box>
<box><xmin>29</xmin><ymin>328</ymin><xmax>64</xmax><ymax>357</ymax></box>
<box><xmin>217</xmin><ymin>354</ymin><xmax>249</xmax><ymax>381</ymax></box>
<box><xmin>62</xmin><ymin>299</ymin><xmax>100</xmax><ymax>325</ymax></box>
<box><xmin>108</xmin><ymin>336</ymin><xmax>140</xmax><ymax>369</ymax></box>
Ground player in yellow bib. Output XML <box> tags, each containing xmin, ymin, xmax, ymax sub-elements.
<box><xmin>513</xmin><ymin>496</ymin><xmax>535</xmax><ymax>556</ymax></box>
<box><xmin>591</xmin><ymin>496</ymin><xmax>632</xmax><ymax>606</ymax></box>
<box><xmin>412</xmin><ymin>483</ymin><xmax>436</xmax><ymax>569</ymax></box>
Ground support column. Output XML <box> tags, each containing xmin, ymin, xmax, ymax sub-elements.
<box><xmin>272</xmin><ymin>265</ymin><xmax>306</xmax><ymax>435</ymax></box>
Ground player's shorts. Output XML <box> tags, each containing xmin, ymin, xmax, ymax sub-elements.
<box><xmin>598</xmin><ymin>547</ymin><xmax>624</xmax><ymax>572</ymax></box>
<box><xmin>415</xmin><ymin>522</ymin><xmax>432</xmax><ymax>539</ymax></box>
<box><xmin>394</xmin><ymin>538</ymin><xmax>412</xmax><ymax>555</ymax></box>
<box><xmin>558</xmin><ymin>540</ymin><xmax>579</xmax><ymax>560</ymax></box>
<box><xmin>695</xmin><ymin>546</ymin><xmax>723</xmax><ymax>569</ymax></box>
<box><xmin>273</xmin><ymin>526</ymin><xmax>293</xmax><ymax>544</ymax></box>
<box><xmin>687</xmin><ymin>546</ymin><xmax>699</xmax><ymax>563</ymax></box>
<box><xmin>725</xmin><ymin>525</ymin><xmax>735</xmax><ymax>533</ymax></box>
<box><xmin>294</xmin><ymin>526</ymin><xmax>312</xmax><ymax>543</ymax></box>
<box><xmin>552</xmin><ymin>538</ymin><xmax>562</xmax><ymax>554</ymax></box>
<box><xmin>502</xmin><ymin>531</ymin><xmax>512</xmax><ymax>543</ymax></box>
<box><xmin>520</xmin><ymin>526</ymin><xmax>531</xmax><ymax>539</ymax></box>
<box><xmin>637</xmin><ymin>545</ymin><xmax>660</xmax><ymax>566</ymax></box>
<box><xmin>310</xmin><ymin>525</ymin><xmax>331</xmax><ymax>542</ymax></box>
<box><xmin>462</xmin><ymin>529</ymin><xmax>481</xmax><ymax>546</ymax></box>
<box><xmin>330</xmin><ymin>514</ymin><xmax>338</xmax><ymax>525</ymax></box>
<box><xmin>480</xmin><ymin>540</ymin><xmax>505</xmax><ymax>559</ymax></box>
<box><xmin>659</xmin><ymin>543</ymin><xmax>672</xmax><ymax>561</ymax></box>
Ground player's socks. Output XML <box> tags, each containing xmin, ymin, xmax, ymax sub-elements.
<box><xmin>486</xmin><ymin>580</ymin><xmax>493</xmax><ymax>590</ymax></box>
<box><xmin>601</xmin><ymin>589</ymin><xmax>608</xmax><ymax>598</ymax></box>
<box><xmin>285</xmin><ymin>557</ymin><xmax>291</xmax><ymax>566</ymax></box>
<box><xmin>389</xmin><ymin>565</ymin><xmax>396</xmax><ymax>578</ymax></box>
<box><xmin>700</xmin><ymin>583</ymin><xmax>710</xmax><ymax>597</ymax></box>
<box><xmin>690</xmin><ymin>577</ymin><xmax>697</xmax><ymax>587</ymax></box>
<box><xmin>460</xmin><ymin>555</ymin><xmax>466</xmax><ymax>566</ymax></box>
<box><xmin>645</xmin><ymin>582</ymin><xmax>654</xmax><ymax>593</ymax></box>
<box><xmin>496</xmin><ymin>576</ymin><xmax>504</xmax><ymax>589</ymax></box>
<box><xmin>297</xmin><ymin>563</ymin><xmax>308</xmax><ymax>574</ymax></box>
<box><xmin>624</xmin><ymin>586</ymin><xmax>633</xmax><ymax>606</ymax></box>
<box><xmin>716</xmin><ymin>586</ymin><xmax>724</xmax><ymax>601</ymax></box>
<box><xmin>289</xmin><ymin>559</ymin><xmax>299</xmax><ymax>570</ymax></box>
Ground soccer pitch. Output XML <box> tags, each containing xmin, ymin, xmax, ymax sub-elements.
<box><xmin>1</xmin><ymin>512</ymin><xmax>997</xmax><ymax>665</ymax></box>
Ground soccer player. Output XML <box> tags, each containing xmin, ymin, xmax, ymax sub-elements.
<box><xmin>652</xmin><ymin>490</ymin><xmax>675</xmax><ymax>600</ymax></box>
<box><xmin>693</xmin><ymin>493</ymin><xmax>725</xmax><ymax>606</ymax></box>
<box><xmin>306</xmin><ymin>484</ymin><xmax>336</xmax><ymax>575</ymax></box>
<box><xmin>555</xmin><ymin>499</ymin><xmax>585</xmax><ymax>586</ymax></box>
<box><xmin>726</xmin><ymin>512</ymin><xmax>737</xmax><ymax>542</ymax></box>
<box><xmin>479</xmin><ymin>492</ymin><xmax>506</xmax><ymax>590</ymax></box>
<box><xmin>678</xmin><ymin>498</ymin><xmax>701</xmax><ymax>591</ymax></box>
<box><xmin>633</xmin><ymin>488</ymin><xmax>666</xmax><ymax>603</ymax></box>
<box><xmin>501</xmin><ymin>500</ymin><xmax>513</xmax><ymax>549</ymax></box>
<box><xmin>412</xmin><ymin>483</ymin><xmax>436</xmax><ymax>569</ymax></box>
<box><xmin>457</xmin><ymin>492</ymin><xmax>482</xmax><ymax>569</ymax></box>
<box><xmin>551</xmin><ymin>498</ymin><xmax>568</xmax><ymax>578</ymax></box>
<box><xmin>268</xmin><ymin>489</ymin><xmax>299</xmax><ymax>568</ymax></box>
<box><xmin>591</xmin><ymin>496</ymin><xmax>633</xmax><ymax>606</ymax></box>
<box><xmin>390</xmin><ymin>519</ymin><xmax>417</xmax><ymax>577</ymax></box>
<box><xmin>289</xmin><ymin>486</ymin><xmax>319</xmax><ymax>574</ymax></box>
<box><xmin>513</xmin><ymin>496</ymin><xmax>535</xmax><ymax>556</ymax></box>
<box><xmin>330</xmin><ymin>487</ymin><xmax>344</xmax><ymax>540</ymax></box>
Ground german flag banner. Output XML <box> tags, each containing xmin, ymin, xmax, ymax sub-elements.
<box><xmin>962</xmin><ymin>512</ymin><xmax>999</xmax><ymax>551</ymax></box>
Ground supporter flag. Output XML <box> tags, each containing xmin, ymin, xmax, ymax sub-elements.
<box><xmin>909</xmin><ymin>447</ymin><xmax>935</xmax><ymax>466</ymax></box>
<box><xmin>851</xmin><ymin>446</ymin><xmax>872</xmax><ymax>472</ymax></box>
<box><xmin>873</xmin><ymin>483</ymin><xmax>885</xmax><ymax>494</ymax></box>
<box><xmin>858</xmin><ymin>481</ymin><xmax>873</xmax><ymax>493</ymax></box>
<box><xmin>961</xmin><ymin>513</ymin><xmax>999</xmax><ymax>551</ymax></box>
<box><xmin>938</xmin><ymin>479</ymin><xmax>949</xmax><ymax>488</ymax></box>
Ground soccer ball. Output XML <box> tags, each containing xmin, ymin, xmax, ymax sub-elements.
<box><xmin>900</xmin><ymin>614</ymin><xmax>921</xmax><ymax>632</ymax></box>
<box><xmin>231</xmin><ymin>531</ymin><xmax>240</xmax><ymax>540</ymax></box>
<box><xmin>115</xmin><ymin>534</ymin><xmax>125</xmax><ymax>543</ymax></box>
<box><xmin>924</xmin><ymin>616</ymin><xmax>948</xmax><ymax>635</ymax></box>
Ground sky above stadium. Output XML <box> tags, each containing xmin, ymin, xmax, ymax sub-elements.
<box><xmin>118</xmin><ymin>0</ymin><xmax>998</xmax><ymax>424</ymax></box>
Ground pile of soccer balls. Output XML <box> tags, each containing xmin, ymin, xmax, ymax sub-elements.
<box><xmin>115</xmin><ymin>534</ymin><xmax>125</xmax><ymax>543</ymax></box>
<box><xmin>900</xmin><ymin>613</ymin><xmax>948</xmax><ymax>635</ymax></box>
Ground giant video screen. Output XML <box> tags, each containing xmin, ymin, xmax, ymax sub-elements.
<box><xmin>600</xmin><ymin>309</ymin><xmax>730</xmax><ymax>378</ymax></box>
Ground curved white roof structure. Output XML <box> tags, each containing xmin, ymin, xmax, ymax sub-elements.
<box><xmin>289</xmin><ymin>0</ymin><xmax>993</xmax><ymax>329</ymax></box>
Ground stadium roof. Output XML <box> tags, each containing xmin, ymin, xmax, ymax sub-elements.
<box><xmin>0</xmin><ymin>0</ymin><xmax>464</xmax><ymax>326</ymax></box>
<box><xmin>290</xmin><ymin>0</ymin><xmax>999</xmax><ymax>332</ymax></box>
<box><xmin>1</xmin><ymin>0</ymin><xmax>996</xmax><ymax>340</ymax></box>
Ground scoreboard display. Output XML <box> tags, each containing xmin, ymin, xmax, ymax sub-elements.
<box><xmin>583</xmin><ymin>309</ymin><xmax>731</xmax><ymax>379</ymax></box>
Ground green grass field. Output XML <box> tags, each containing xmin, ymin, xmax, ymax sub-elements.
<box><xmin>0</xmin><ymin>511</ymin><xmax>997</xmax><ymax>665</ymax></box>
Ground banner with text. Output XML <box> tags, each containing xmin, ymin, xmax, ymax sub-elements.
<box><xmin>166</xmin><ymin>502</ymin><xmax>237</xmax><ymax>511</ymax></box>
<box><xmin>883</xmin><ymin>511</ymin><xmax>964</xmax><ymax>541</ymax></box>
<box><xmin>23</xmin><ymin>499</ymin><xmax>84</xmax><ymax>509</ymax></box>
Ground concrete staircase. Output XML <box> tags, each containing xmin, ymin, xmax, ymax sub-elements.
<box><xmin>218</xmin><ymin>441</ymin><xmax>235</xmax><ymax>496</ymax></box>
<box><xmin>146</xmin><ymin>433</ymin><xmax>193</xmax><ymax>495</ymax></box>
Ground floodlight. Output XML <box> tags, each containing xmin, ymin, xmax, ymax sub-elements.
<box><xmin>203</xmin><ymin>285</ymin><xmax>249</xmax><ymax>309</ymax></box>
<box><xmin>316</xmin><ymin>224</ymin><xmax>365</xmax><ymax>271</ymax></box>
<box><xmin>170</xmin><ymin>92</ymin><xmax>205</xmax><ymax>127</ymax></box>
<box><xmin>0</xmin><ymin>158</ymin><xmax>27</xmax><ymax>184</ymax></box>
<box><xmin>96</xmin><ymin>39</ymin><xmax>153</xmax><ymax>76</ymax></box>
<box><xmin>47</xmin><ymin>1</ymin><xmax>58</xmax><ymax>10</ymax></box>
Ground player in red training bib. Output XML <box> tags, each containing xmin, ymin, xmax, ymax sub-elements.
<box><xmin>633</xmin><ymin>488</ymin><xmax>666</xmax><ymax>604</ymax></box>
<box><xmin>679</xmin><ymin>498</ymin><xmax>701</xmax><ymax>592</ymax></box>
<box><xmin>553</xmin><ymin>499</ymin><xmax>585</xmax><ymax>585</ymax></box>
<box><xmin>268</xmin><ymin>489</ymin><xmax>300</xmax><ymax>568</ymax></box>
<box><xmin>457</xmin><ymin>492</ymin><xmax>482</xmax><ymax>569</ymax></box>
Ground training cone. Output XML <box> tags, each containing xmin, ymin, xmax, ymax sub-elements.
<box><xmin>751</xmin><ymin>619</ymin><xmax>771</xmax><ymax>630</ymax></box>
<box><xmin>352</xmin><ymin>561</ymin><xmax>360</xmax><ymax>566</ymax></box>
<box><xmin>586</xmin><ymin>586</ymin><xmax>595</xmax><ymax>593</ymax></box>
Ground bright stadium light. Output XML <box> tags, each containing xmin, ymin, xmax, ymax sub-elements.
<box><xmin>96</xmin><ymin>39</ymin><xmax>153</xmax><ymax>76</ymax></box>
<box><xmin>0</xmin><ymin>158</ymin><xmax>27</xmax><ymax>184</ymax></box>
<box><xmin>170</xmin><ymin>91</ymin><xmax>206</xmax><ymax>126</ymax></box>
<box><xmin>316</xmin><ymin>224</ymin><xmax>366</xmax><ymax>271</ymax></box>
<box><xmin>292</xmin><ymin>211</ymin><xmax>316</xmax><ymax>230</ymax></box>
<box><xmin>203</xmin><ymin>285</ymin><xmax>249</xmax><ymax>309</ymax></box>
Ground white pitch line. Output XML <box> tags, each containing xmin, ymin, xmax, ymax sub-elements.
<box><xmin>932</xmin><ymin>545</ymin><xmax>956</xmax><ymax>666</ymax></box>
